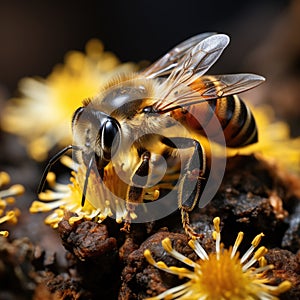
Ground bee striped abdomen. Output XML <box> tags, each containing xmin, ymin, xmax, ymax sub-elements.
<box><xmin>215</xmin><ymin>95</ymin><xmax>258</xmax><ymax>148</ymax></box>
<box><xmin>171</xmin><ymin>94</ymin><xmax>257</xmax><ymax>148</ymax></box>
<box><xmin>199</xmin><ymin>75</ymin><xmax>258</xmax><ymax>148</ymax></box>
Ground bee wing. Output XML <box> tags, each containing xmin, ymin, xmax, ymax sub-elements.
<box><xmin>154</xmin><ymin>73</ymin><xmax>265</xmax><ymax>112</ymax></box>
<box><xmin>153</xmin><ymin>34</ymin><xmax>231</xmax><ymax>111</ymax></box>
<box><xmin>142</xmin><ymin>32</ymin><xmax>217</xmax><ymax>78</ymax></box>
<box><xmin>196</xmin><ymin>74</ymin><xmax>265</xmax><ymax>97</ymax></box>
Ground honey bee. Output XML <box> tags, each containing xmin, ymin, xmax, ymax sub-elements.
<box><xmin>38</xmin><ymin>33</ymin><xmax>264</xmax><ymax>238</ymax></box>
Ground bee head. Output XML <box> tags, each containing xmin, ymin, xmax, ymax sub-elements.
<box><xmin>72</xmin><ymin>106</ymin><xmax>121</xmax><ymax>169</ymax></box>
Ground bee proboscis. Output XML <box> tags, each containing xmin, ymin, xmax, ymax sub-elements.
<box><xmin>38</xmin><ymin>33</ymin><xmax>264</xmax><ymax>238</ymax></box>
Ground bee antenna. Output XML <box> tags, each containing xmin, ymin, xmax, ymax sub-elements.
<box><xmin>37</xmin><ymin>145</ymin><xmax>79</xmax><ymax>195</ymax></box>
<box><xmin>81</xmin><ymin>154</ymin><xmax>95</xmax><ymax>207</ymax></box>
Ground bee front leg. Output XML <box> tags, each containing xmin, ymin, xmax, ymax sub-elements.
<box><xmin>121</xmin><ymin>151</ymin><xmax>150</xmax><ymax>233</ymax></box>
<box><xmin>161</xmin><ymin>137</ymin><xmax>206</xmax><ymax>239</ymax></box>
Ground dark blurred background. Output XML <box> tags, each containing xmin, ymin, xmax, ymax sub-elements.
<box><xmin>0</xmin><ymin>0</ymin><xmax>290</xmax><ymax>95</ymax></box>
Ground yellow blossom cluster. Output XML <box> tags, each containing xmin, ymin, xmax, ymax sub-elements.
<box><xmin>1</xmin><ymin>39</ymin><xmax>137</xmax><ymax>161</ymax></box>
<box><xmin>0</xmin><ymin>171</ymin><xmax>24</xmax><ymax>237</ymax></box>
<box><xmin>30</xmin><ymin>157</ymin><xmax>129</xmax><ymax>228</ymax></box>
<box><xmin>144</xmin><ymin>217</ymin><xmax>291</xmax><ymax>300</ymax></box>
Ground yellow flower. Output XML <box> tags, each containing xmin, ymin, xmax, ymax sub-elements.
<box><xmin>30</xmin><ymin>154</ymin><xmax>172</xmax><ymax>228</ymax></box>
<box><xmin>144</xmin><ymin>217</ymin><xmax>291</xmax><ymax>300</ymax></box>
<box><xmin>231</xmin><ymin>105</ymin><xmax>300</xmax><ymax>175</ymax></box>
<box><xmin>29</xmin><ymin>156</ymin><xmax>130</xmax><ymax>228</ymax></box>
<box><xmin>1</xmin><ymin>39</ymin><xmax>137</xmax><ymax>161</ymax></box>
<box><xmin>0</xmin><ymin>171</ymin><xmax>24</xmax><ymax>237</ymax></box>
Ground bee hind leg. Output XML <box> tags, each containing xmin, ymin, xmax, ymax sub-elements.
<box><xmin>181</xmin><ymin>208</ymin><xmax>204</xmax><ymax>239</ymax></box>
<box><xmin>162</xmin><ymin>137</ymin><xmax>206</xmax><ymax>239</ymax></box>
<box><xmin>180</xmin><ymin>139</ymin><xmax>206</xmax><ymax>239</ymax></box>
<box><xmin>121</xmin><ymin>151</ymin><xmax>151</xmax><ymax>232</ymax></box>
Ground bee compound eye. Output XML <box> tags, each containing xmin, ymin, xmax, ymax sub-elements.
<box><xmin>101</xmin><ymin>118</ymin><xmax>120</xmax><ymax>159</ymax></box>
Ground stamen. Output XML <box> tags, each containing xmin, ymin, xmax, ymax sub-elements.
<box><xmin>60</xmin><ymin>155</ymin><xmax>79</xmax><ymax>171</ymax></box>
<box><xmin>252</xmin><ymin>264</ymin><xmax>274</xmax><ymax>275</ymax></box>
<box><xmin>254</xmin><ymin>246</ymin><xmax>268</xmax><ymax>260</ymax></box>
<box><xmin>46</xmin><ymin>172</ymin><xmax>57</xmax><ymax>188</ymax></box>
<box><xmin>268</xmin><ymin>281</ymin><xmax>292</xmax><ymax>294</ymax></box>
<box><xmin>29</xmin><ymin>200</ymin><xmax>66</xmax><ymax>213</ymax></box>
<box><xmin>242</xmin><ymin>246</ymin><xmax>268</xmax><ymax>271</ymax></box>
<box><xmin>44</xmin><ymin>209</ymin><xmax>65</xmax><ymax>228</ymax></box>
<box><xmin>213</xmin><ymin>217</ymin><xmax>221</xmax><ymax>258</ymax></box>
<box><xmin>144</xmin><ymin>249</ymin><xmax>156</xmax><ymax>265</ymax></box>
<box><xmin>38</xmin><ymin>189</ymin><xmax>71</xmax><ymax>200</ymax></box>
<box><xmin>0</xmin><ymin>210</ymin><xmax>18</xmax><ymax>224</ymax></box>
<box><xmin>162</xmin><ymin>237</ymin><xmax>173</xmax><ymax>252</ymax></box>
<box><xmin>213</xmin><ymin>217</ymin><xmax>220</xmax><ymax>233</ymax></box>
<box><xmin>69</xmin><ymin>215</ymin><xmax>83</xmax><ymax>225</ymax></box>
<box><xmin>162</xmin><ymin>238</ymin><xmax>196</xmax><ymax>267</ymax></box>
<box><xmin>168</xmin><ymin>266</ymin><xmax>195</xmax><ymax>280</ymax></box>
<box><xmin>87</xmin><ymin>208</ymin><xmax>101</xmax><ymax>220</ymax></box>
<box><xmin>258</xmin><ymin>256</ymin><xmax>267</xmax><ymax>267</ymax></box>
<box><xmin>146</xmin><ymin>282</ymin><xmax>191</xmax><ymax>300</ymax></box>
<box><xmin>188</xmin><ymin>239</ymin><xmax>209</xmax><ymax>260</ymax></box>
<box><xmin>252</xmin><ymin>232</ymin><xmax>265</xmax><ymax>247</ymax></box>
<box><xmin>0</xmin><ymin>200</ymin><xmax>7</xmax><ymax>209</ymax></box>
<box><xmin>162</xmin><ymin>282</ymin><xmax>192</xmax><ymax>299</ymax></box>
<box><xmin>145</xmin><ymin>251</ymin><xmax>192</xmax><ymax>278</ymax></box>
<box><xmin>0</xmin><ymin>172</ymin><xmax>10</xmax><ymax>187</ymax></box>
<box><xmin>0</xmin><ymin>184</ymin><xmax>25</xmax><ymax>199</ymax></box>
<box><xmin>156</xmin><ymin>261</ymin><xmax>169</xmax><ymax>270</ymax></box>
<box><xmin>231</xmin><ymin>232</ymin><xmax>244</xmax><ymax>258</ymax></box>
<box><xmin>241</xmin><ymin>233</ymin><xmax>265</xmax><ymax>264</ymax></box>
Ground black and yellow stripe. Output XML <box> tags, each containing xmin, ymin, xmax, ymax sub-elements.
<box><xmin>171</xmin><ymin>77</ymin><xmax>258</xmax><ymax>148</ymax></box>
<box><xmin>215</xmin><ymin>95</ymin><xmax>257</xmax><ymax>147</ymax></box>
